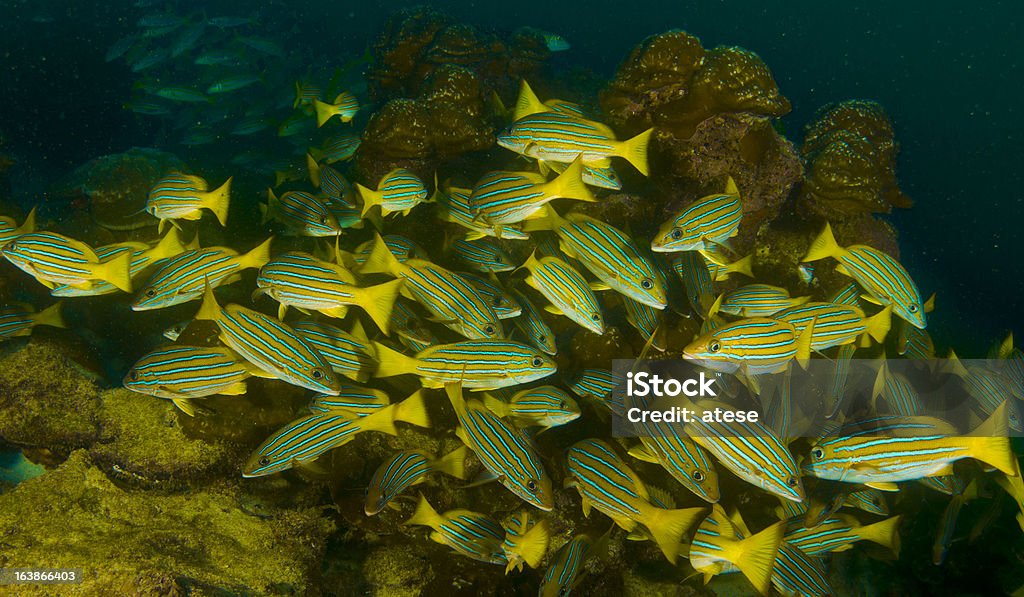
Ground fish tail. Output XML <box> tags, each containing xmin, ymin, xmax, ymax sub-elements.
<box><xmin>508</xmin><ymin>519</ymin><xmax>550</xmax><ymax>572</ymax></box>
<box><xmin>17</xmin><ymin>206</ymin><xmax>36</xmax><ymax>235</ymax></box>
<box><xmin>481</xmin><ymin>392</ymin><xmax>510</xmax><ymax>417</ymax></box>
<box><xmin>618</xmin><ymin>127</ymin><xmax>653</xmax><ymax>176</ymax></box>
<box><xmin>726</xmin><ymin>254</ymin><xmax>754</xmax><ymax>278</ymax></box>
<box><xmin>195</xmin><ymin>280</ymin><xmax>221</xmax><ymax>321</ymax></box>
<box><xmin>405</xmin><ymin>494</ymin><xmax>443</xmax><ymax>529</ymax></box>
<box><xmin>643</xmin><ymin>506</ymin><xmax>706</xmax><ymax>564</ymax></box>
<box><xmin>358</xmin><ymin>183</ymin><xmax>382</xmax><ymax>217</ymax></box>
<box><xmin>724</xmin><ymin>176</ymin><xmax>740</xmax><ymax>196</ymax></box>
<box><xmin>370</xmin><ymin>341</ymin><xmax>418</xmax><ymax>378</ymax></box>
<box><xmin>431</xmin><ymin>445</ymin><xmax>470</xmax><ymax>480</ymax></box>
<box><xmin>313</xmin><ymin>99</ymin><xmax>335</xmax><ymax>128</ymax></box>
<box><xmin>97</xmin><ymin>251</ymin><xmax>133</xmax><ymax>292</ymax></box>
<box><xmin>513</xmin><ymin>79</ymin><xmax>548</xmax><ymax>121</ymax></box>
<box><xmin>857</xmin><ymin>515</ymin><xmax>901</xmax><ymax>555</ymax></box>
<box><xmin>32</xmin><ymin>301</ymin><xmax>65</xmax><ymax>329</ymax></box>
<box><xmin>358</xmin><ymin>233</ymin><xmax>401</xmax><ymax>276</ymax></box>
<box><xmin>794</xmin><ymin>316</ymin><xmax>816</xmax><ymax>369</ymax></box>
<box><xmin>151</xmin><ymin>226</ymin><xmax>187</xmax><ymax>260</ymax></box>
<box><xmin>732</xmin><ymin>521</ymin><xmax>785</xmax><ymax>595</ymax></box>
<box><xmin>260</xmin><ymin>188</ymin><xmax>278</xmax><ymax>225</ymax></box>
<box><xmin>865</xmin><ymin>305</ymin><xmax>893</xmax><ymax>344</ymax></box>
<box><xmin>548</xmin><ymin>157</ymin><xmax>596</xmax><ymax>202</ymax></box>
<box><xmin>204</xmin><ymin>176</ymin><xmax>232</xmax><ymax>227</ymax></box>
<box><xmin>802</xmin><ymin>222</ymin><xmax>841</xmax><ymax>262</ymax></box>
<box><xmin>237</xmin><ymin>236</ymin><xmax>273</xmax><ymax>270</ymax></box>
<box><xmin>359</xmin><ymin>278</ymin><xmax>404</xmax><ymax>335</ymax></box>
<box><xmin>393</xmin><ymin>389</ymin><xmax>431</xmax><ymax>429</ymax></box>
<box><xmin>444</xmin><ymin>381</ymin><xmax>467</xmax><ymax>417</ymax></box>
<box><xmin>306</xmin><ymin>153</ymin><xmax>321</xmax><ymax>187</ymax></box>
<box><xmin>968</xmin><ymin>401</ymin><xmax>1017</xmax><ymax>475</ymax></box>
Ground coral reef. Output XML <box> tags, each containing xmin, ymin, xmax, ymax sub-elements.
<box><xmin>0</xmin><ymin>450</ymin><xmax>335</xmax><ymax>595</ymax></box>
<box><xmin>798</xmin><ymin>100</ymin><xmax>912</xmax><ymax>217</ymax></box>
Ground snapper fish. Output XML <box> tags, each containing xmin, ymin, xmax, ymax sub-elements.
<box><xmin>308</xmin><ymin>384</ymin><xmax>389</xmax><ymax>416</ymax></box>
<box><xmin>314</xmin><ymin>91</ymin><xmax>359</xmax><ymax>127</ymax></box>
<box><xmin>372</xmin><ymin>339</ymin><xmax>556</xmax><ymax>390</ymax></box>
<box><xmin>52</xmin><ymin>227</ymin><xmax>190</xmax><ymax>297</ymax></box>
<box><xmin>718</xmin><ymin>284</ymin><xmax>811</xmax><ymax>318</ymax></box>
<box><xmin>688</xmin><ymin>505</ymin><xmax>785</xmax><ymax>596</ymax></box>
<box><xmin>0</xmin><ymin>302</ymin><xmax>65</xmax><ymax>341</ymax></box>
<box><xmin>683</xmin><ymin>317</ymin><xmax>814</xmax><ymax>377</ymax></box>
<box><xmin>0</xmin><ymin>207</ymin><xmax>36</xmax><ymax>249</ymax></box>
<box><xmin>145</xmin><ymin>172</ymin><xmax>231</xmax><ymax>232</ymax></box>
<box><xmin>435</xmin><ymin>183</ymin><xmax>530</xmax><ymax>241</ymax></box>
<box><xmin>537</xmin><ymin>528</ymin><xmax>612</xmax><ymax>597</ymax></box>
<box><xmin>452</xmin><ymin>239</ymin><xmax>516</xmax><ymax>273</ymax></box>
<box><xmin>651</xmin><ymin>177</ymin><xmax>742</xmax><ymax>253</ymax></box>
<box><xmin>364</xmin><ymin>447</ymin><xmax>470</xmax><ymax>515</ymax></box>
<box><xmin>261</xmin><ymin>189</ymin><xmax>342</xmax><ymax>237</ymax></box>
<box><xmin>469</xmin><ymin>157</ymin><xmax>595</xmax><ymax>227</ymax></box>
<box><xmin>517</xmin><ymin>252</ymin><xmax>604</xmax><ymax>334</ymax></box>
<box><xmin>3</xmin><ymin>232</ymin><xmax>132</xmax><ymax>292</ymax></box>
<box><xmin>405</xmin><ymin>495</ymin><xmax>508</xmax><ymax>565</ymax></box>
<box><xmin>509</xmin><ymin>288</ymin><xmax>556</xmax><ymax>355</ymax></box>
<box><xmin>481</xmin><ymin>385</ymin><xmax>580</xmax><ymax>430</ymax></box>
<box><xmin>358</xmin><ymin>169</ymin><xmax>430</xmax><ymax>218</ymax></box>
<box><xmin>457</xmin><ymin>272</ymin><xmax>521</xmax><ymax>319</ymax></box>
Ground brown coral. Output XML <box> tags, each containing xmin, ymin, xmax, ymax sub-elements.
<box><xmin>798</xmin><ymin>100</ymin><xmax>912</xmax><ymax>217</ymax></box>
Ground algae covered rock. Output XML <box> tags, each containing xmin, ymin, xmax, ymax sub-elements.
<box><xmin>0</xmin><ymin>450</ymin><xmax>335</xmax><ymax>595</ymax></box>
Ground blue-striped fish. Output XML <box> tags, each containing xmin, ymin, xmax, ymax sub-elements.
<box><xmin>509</xmin><ymin>288</ymin><xmax>556</xmax><ymax>355</ymax></box>
<box><xmin>447</xmin><ymin>382</ymin><xmax>554</xmax><ymax>510</ymax></box>
<box><xmin>482</xmin><ymin>385</ymin><xmax>579</xmax><ymax>430</ymax></box>
<box><xmin>293</xmin><ymin>80</ymin><xmax>322</xmax><ymax>107</ymax></box>
<box><xmin>627</xmin><ymin>426</ymin><xmax>721</xmax><ymax>503</ymax></box>
<box><xmin>364</xmin><ymin>446</ymin><xmax>470</xmax><ymax>515</ymax></box>
<box><xmin>775</xmin><ymin>302</ymin><xmax>891</xmax><ymax>350</ymax></box>
<box><xmin>896</xmin><ymin>318</ymin><xmax>935</xmax><ymax>359</ymax></box>
<box><xmin>435</xmin><ymin>184</ymin><xmax>530</xmax><ymax>241</ymax></box>
<box><xmin>314</xmin><ymin>91</ymin><xmax>359</xmax><ymax>127</ymax></box>
<box><xmin>540</xmin><ymin>158</ymin><xmax>622</xmax><ymax>190</ymax></box>
<box><xmin>705</xmin><ymin>253</ymin><xmax>754</xmax><ymax>282</ymax></box>
<box><xmin>565</xmin><ymin>438</ymin><xmax>706</xmax><ymax>563</ymax></box>
<box><xmin>718</xmin><ymin>284</ymin><xmax>810</xmax><ymax>318</ymax></box>
<box><xmin>405</xmin><ymin>495</ymin><xmax>508</xmax><ymax>565</ymax></box>
<box><xmin>772</xmin><ymin>542</ymin><xmax>832</xmax><ymax>597</ymax></box>
<box><xmin>469</xmin><ymin>158</ymin><xmax>595</xmax><ymax>225</ymax></box>
<box><xmin>3</xmin><ymin>232</ymin><xmax>133</xmax><ymax>292</ymax></box>
<box><xmin>872</xmin><ymin>359</ymin><xmax>922</xmax><ymax>416</ymax></box>
<box><xmin>797</xmin><ymin>262</ymin><xmax>817</xmax><ymax>286</ymax></box>
<box><xmin>526</xmin><ymin>206</ymin><xmax>667</xmax><ymax>309</ymax></box>
<box><xmin>307</xmin><ymin>155</ymin><xmax>356</xmax><ymax>204</ymax></box>
<box><xmin>373</xmin><ymin>339</ymin><xmax>556</xmax><ymax>389</ymax></box>
<box><xmin>390</xmin><ymin>299</ymin><xmax>440</xmax><ymax>352</ymax></box>
<box><xmin>518</xmin><ymin>252</ymin><xmax>604</xmax><ymax>334</ymax></box>
<box><xmin>350</xmin><ymin>234</ymin><xmax>428</xmax><ymax>267</ymax></box>
<box><xmin>358</xmin><ymin>169</ymin><xmax>429</xmax><ymax>217</ymax></box>
<box><xmin>255</xmin><ymin>251</ymin><xmax>403</xmax><ymax>333</ymax></box>
<box><xmin>243</xmin><ymin>390</ymin><xmax>430</xmax><ymax>477</ymax></box>
<box><xmin>943</xmin><ymin>350</ymin><xmax>1024</xmax><ymax>431</ymax></box>
<box><xmin>132</xmin><ymin>238</ymin><xmax>272</xmax><ymax>310</ymax></box>
<box><xmin>453</xmin><ymin>239</ymin><xmax>516</xmax><ymax>273</ymax></box>
<box><xmin>683</xmin><ymin>317</ymin><xmax>814</xmax><ymax>376</ymax></box>
<box><xmin>803</xmin><ymin>223</ymin><xmax>927</xmax><ymax>329</ymax></box>
<box><xmin>568</xmin><ymin>368</ymin><xmax>621</xmax><ymax>402</ymax></box>
<box><xmin>675</xmin><ymin>398</ymin><xmax>806</xmax><ymax>502</ymax></box>
<box><xmin>261</xmin><ymin>189</ymin><xmax>342</xmax><ymax>237</ymax></box>
<box><xmin>145</xmin><ymin>172</ymin><xmax>231</xmax><ymax>232</ymax></box>
<box><xmin>651</xmin><ymin>178</ymin><xmax>741</xmax><ymax>252</ymax></box>
<box><xmin>688</xmin><ymin>505</ymin><xmax>785</xmax><ymax>595</ymax></box>
<box><xmin>312</xmin><ymin>133</ymin><xmax>361</xmax><ymax>164</ymax></box>
<box><xmin>828</xmin><ymin>282</ymin><xmax>862</xmax><ymax>307</ymax></box>
<box><xmin>0</xmin><ymin>207</ymin><xmax>35</xmax><ymax>249</ymax></box>
<box><xmin>123</xmin><ymin>344</ymin><xmax>261</xmax><ymax>415</ymax></box>
<box><xmin>501</xmin><ymin>510</ymin><xmax>550</xmax><ymax>573</ymax></box>
<box><xmin>457</xmin><ymin>273</ymin><xmax>521</xmax><ymax>319</ymax></box>
<box><xmin>194</xmin><ymin>283</ymin><xmax>341</xmax><ymax>395</ymax></box>
<box><xmin>361</xmin><ymin>233</ymin><xmax>503</xmax><ymax>340</ymax></box>
<box><xmin>623</xmin><ymin>296</ymin><xmax>666</xmax><ymax>351</ymax></box>
<box><xmin>308</xmin><ymin>384</ymin><xmax>388</xmax><ymax>416</ymax></box>
<box><xmin>845</xmin><ymin>488</ymin><xmax>890</xmax><ymax>516</ymax></box>
<box><xmin>933</xmin><ymin>492</ymin><xmax>966</xmax><ymax>565</ymax></box>
<box><xmin>538</xmin><ymin>529</ymin><xmax>611</xmax><ymax>597</ymax></box>
<box><xmin>806</xmin><ymin>402</ymin><xmax>1017</xmax><ymax>487</ymax></box>
<box><xmin>671</xmin><ymin>251</ymin><xmax>715</xmax><ymax>316</ymax></box>
<box><xmin>293</xmin><ymin>320</ymin><xmax>377</xmax><ymax>383</ymax></box>
<box><xmin>0</xmin><ymin>302</ymin><xmax>65</xmax><ymax>341</ymax></box>
<box><xmin>497</xmin><ymin>111</ymin><xmax>653</xmax><ymax>176</ymax></box>
<box><xmin>783</xmin><ymin>513</ymin><xmax>901</xmax><ymax>556</ymax></box>
<box><xmin>52</xmin><ymin>227</ymin><xmax>190</xmax><ymax>297</ymax></box>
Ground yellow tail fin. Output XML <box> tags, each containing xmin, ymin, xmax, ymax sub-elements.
<box><xmin>31</xmin><ymin>302</ymin><xmax>65</xmax><ymax>329</ymax></box>
<box><xmin>405</xmin><ymin>494</ymin><xmax>443</xmax><ymax>530</ymax></box>
<box><xmin>617</xmin><ymin>127</ymin><xmax>653</xmax><ymax>176</ymax></box>
<box><xmin>794</xmin><ymin>316</ymin><xmax>816</xmax><ymax>369</ymax></box>
<box><xmin>237</xmin><ymin>237</ymin><xmax>273</xmax><ymax>270</ymax></box>
<box><xmin>260</xmin><ymin>188</ymin><xmax>278</xmax><ymax>225</ymax></box>
<box><xmin>969</xmin><ymin>401</ymin><xmax>1017</xmax><ymax>475</ymax></box>
<box><xmin>643</xmin><ymin>506</ymin><xmax>706</xmax><ymax>564</ymax></box>
<box><xmin>802</xmin><ymin>223</ymin><xmax>841</xmax><ymax>262</ymax></box>
<box><xmin>358</xmin><ymin>233</ymin><xmax>402</xmax><ymax>276</ymax></box>
<box><xmin>724</xmin><ymin>176</ymin><xmax>740</xmax><ymax>197</ymax></box>
<box><xmin>481</xmin><ymin>393</ymin><xmax>511</xmax><ymax>417</ymax></box>
<box><xmin>358</xmin><ymin>183</ymin><xmax>383</xmax><ymax>218</ymax></box>
<box><xmin>307</xmin><ymin>153</ymin><xmax>321</xmax><ymax>187</ymax></box>
<box><xmin>359</xmin><ymin>278</ymin><xmax>404</xmax><ymax>335</ymax></box>
<box><xmin>513</xmin><ymin>80</ymin><xmax>549</xmax><ymax>121</ymax></box>
<box><xmin>195</xmin><ymin>280</ymin><xmax>222</xmax><ymax>321</ymax></box>
<box><xmin>370</xmin><ymin>341</ymin><xmax>419</xmax><ymax>379</ymax></box>
<box><xmin>204</xmin><ymin>177</ymin><xmax>232</xmax><ymax>227</ymax></box>
<box><xmin>732</xmin><ymin>521</ymin><xmax>785</xmax><ymax>595</ymax></box>
<box><xmin>147</xmin><ymin>226</ymin><xmax>187</xmax><ymax>261</ymax></box>
<box><xmin>854</xmin><ymin>514</ymin><xmax>901</xmax><ymax>555</ymax></box>
<box><xmin>97</xmin><ymin>251</ymin><xmax>133</xmax><ymax>292</ymax></box>
<box><xmin>313</xmin><ymin>99</ymin><xmax>336</xmax><ymax>128</ymax></box>
<box><xmin>546</xmin><ymin>157</ymin><xmax>596</xmax><ymax>202</ymax></box>
<box><xmin>431</xmin><ymin>445</ymin><xmax>470</xmax><ymax>479</ymax></box>
<box><xmin>393</xmin><ymin>389</ymin><xmax>430</xmax><ymax>428</ymax></box>
<box><xmin>507</xmin><ymin>518</ymin><xmax>550</xmax><ymax>572</ymax></box>
<box><xmin>725</xmin><ymin>254</ymin><xmax>754</xmax><ymax>278</ymax></box>
<box><xmin>17</xmin><ymin>206</ymin><xmax>37</xmax><ymax>235</ymax></box>
<box><xmin>865</xmin><ymin>305</ymin><xmax>893</xmax><ymax>344</ymax></box>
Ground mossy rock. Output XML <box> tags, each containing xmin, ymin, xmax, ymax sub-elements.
<box><xmin>0</xmin><ymin>450</ymin><xmax>335</xmax><ymax>595</ymax></box>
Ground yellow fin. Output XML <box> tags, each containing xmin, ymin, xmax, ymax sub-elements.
<box><xmin>31</xmin><ymin>302</ymin><xmax>65</xmax><ymax>329</ymax></box>
<box><xmin>306</xmin><ymin>153</ymin><xmax>321</xmax><ymax>187</ymax></box>
<box><xmin>513</xmin><ymin>79</ymin><xmax>549</xmax><ymax>121</ymax></box>
<box><xmin>643</xmin><ymin>506</ymin><xmax>706</xmax><ymax>564</ymax></box>
<box><xmin>546</xmin><ymin>156</ymin><xmax>596</xmax><ymax>202</ymax></box>
<box><xmin>865</xmin><ymin>305</ymin><xmax>893</xmax><ymax>344</ymax></box>
<box><xmin>195</xmin><ymin>280</ymin><xmax>222</xmax><ymax>322</ymax></box>
<box><xmin>203</xmin><ymin>176</ymin><xmax>232</xmax><ymax>227</ymax></box>
<box><xmin>627</xmin><ymin>443</ymin><xmax>659</xmax><ymax>463</ymax></box>
<box><xmin>237</xmin><ymin>236</ymin><xmax>273</xmax><ymax>270</ymax></box>
<box><xmin>968</xmin><ymin>401</ymin><xmax>1016</xmax><ymax>475</ymax></box>
<box><xmin>481</xmin><ymin>392</ymin><xmax>510</xmax><ymax>417</ymax></box>
<box><xmin>724</xmin><ymin>176</ymin><xmax>739</xmax><ymax>197</ymax></box>
<box><xmin>617</xmin><ymin>127</ymin><xmax>653</xmax><ymax>176</ymax></box>
<box><xmin>370</xmin><ymin>341</ymin><xmax>419</xmax><ymax>379</ymax></box>
<box><xmin>802</xmin><ymin>222</ymin><xmax>841</xmax><ymax>262</ymax></box>
<box><xmin>359</xmin><ymin>232</ymin><xmax>402</xmax><ymax>276</ymax></box>
<box><xmin>95</xmin><ymin>251</ymin><xmax>133</xmax><ymax>293</ymax></box>
<box><xmin>358</xmin><ymin>278</ymin><xmax>404</xmax><ymax>335</ymax></box>
<box><xmin>508</xmin><ymin>518</ymin><xmax>550</xmax><ymax>572</ymax></box>
<box><xmin>866</xmin><ymin>481</ymin><xmax>900</xmax><ymax>492</ymax></box>
<box><xmin>405</xmin><ymin>494</ymin><xmax>443</xmax><ymax>530</ymax></box>
<box><xmin>731</xmin><ymin>521</ymin><xmax>785</xmax><ymax>595</ymax></box>
<box><xmin>218</xmin><ymin>381</ymin><xmax>248</xmax><ymax>395</ymax></box>
<box><xmin>431</xmin><ymin>445</ymin><xmax>470</xmax><ymax>480</ymax></box>
<box><xmin>357</xmin><ymin>183</ymin><xmax>383</xmax><ymax>218</ymax></box>
<box><xmin>855</xmin><ymin>514</ymin><xmax>901</xmax><ymax>555</ymax></box>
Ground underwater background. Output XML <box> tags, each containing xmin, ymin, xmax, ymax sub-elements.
<box><xmin>1</xmin><ymin>1</ymin><xmax>1023</xmax><ymax>595</ymax></box>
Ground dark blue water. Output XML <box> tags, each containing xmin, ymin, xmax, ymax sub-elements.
<box><xmin>2</xmin><ymin>1</ymin><xmax>1021</xmax><ymax>353</ymax></box>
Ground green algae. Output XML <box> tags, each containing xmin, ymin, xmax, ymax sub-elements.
<box><xmin>0</xmin><ymin>450</ymin><xmax>335</xmax><ymax>596</ymax></box>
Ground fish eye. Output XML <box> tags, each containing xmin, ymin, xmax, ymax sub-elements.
<box><xmin>258</xmin><ymin>456</ymin><xmax>270</xmax><ymax>466</ymax></box>
<box><xmin>319</xmin><ymin>216</ymin><xmax>328</xmax><ymax>225</ymax></box>
<box><xmin>537</xmin><ymin>335</ymin><xmax>546</xmax><ymax>344</ymax></box>
<box><xmin>811</xmin><ymin>447</ymin><xmax>824</xmax><ymax>460</ymax></box>
<box><xmin>311</xmin><ymin>367</ymin><xmax>325</xmax><ymax>380</ymax></box>
<box><xmin>786</xmin><ymin>476</ymin><xmax>799</xmax><ymax>488</ymax></box>
<box><xmin>492</xmin><ymin>297</ymin><xmax>503</xmax><ymax>307</ymax></box>
<box><xmin>484</xmin><ymin>324</ymin><xmax>495</xmax><ymax>335</ymax></box>
<box><xmin>526</xmin><ymin>479</ymin><xmax>538</xmax><ymax>492</ymax></box>
<box><xmin>558</xmin><ymin>400</ymin><xmax>567</xmax><ymax>410</ymax></box>
<box><xmin>591</xmin><ymin>313</ymin><xmax>601</xmax><ymax>321</ymax></box>
<box><xmin>708</xmin><ymin>341</ymin><xmax>721</xmax><ymax>353</ymax></box>
<box><xmin>670</xmin><ymin>228</ymin><xmax>682</xmax><ymax>240</ymax></box>
<box><xmin>908</xmin><ymin>303</ymin><xmax>919</xmax><ymax>313</ymax></box>
<box><xmin>692</xmin><ymin>470</ymin><xmax>705</xmax><ymax>482</ymax></box>
<box><xmin>641</xmin><ymin>278</ymin><xmax>653</xmax><ymax>290</ymax></box>
<box><xmin>129</xmin><ymin>370</ymin><xmax>139</xmax><ymax>381</ymax></box>
<box><xmin>6</xmin><ymin>241</ymin><xmax>16</xmax><ymax>251</ymax></box>
<box><xmin>531</xmin><ymin>356</ymin><xmax>544</xmax><ymax>367</ymax></box>
<box><xmin>145</xmin><ymin>289</ymin><xmax>156</xmax><ymax>297</ymax></box>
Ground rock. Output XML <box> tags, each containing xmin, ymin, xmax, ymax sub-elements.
<box><xmin>0</xmin><ymin>450</ymin><xmax>334</xmax><ymax>595</ymax></box>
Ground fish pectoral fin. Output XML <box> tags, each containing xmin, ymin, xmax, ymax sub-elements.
<box><xmin>461</xmin><ymin>469</ymin><xmax>499</xmax><ymax>489</ymax></box>
<box><xmin>543</xmin><ymin>304</ymin><xmax>564</xmax><ymax>315</ymax></box>
<box><xmin>320</xmin><ymin>305</ymin><xmax>348</xmax><ymax>318</ymax></box>
<box><xmin>834</xmin><ymin>263</ymin><xmax>850</xmax><ymax>276</ymax></box>
<box><xmin>589</xmin><ymin>281</ymin><xmax>611</xmax><ymax>291</ymax></box>
<box><xmin>865</xmin><ymin>481</ymin><xmax>900</xmax><ymax>492</ymax></box>
<box><xmin>860</xmin><ymin>294</ymin><xmax>883</xmax><ymax>305</ymax></box>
